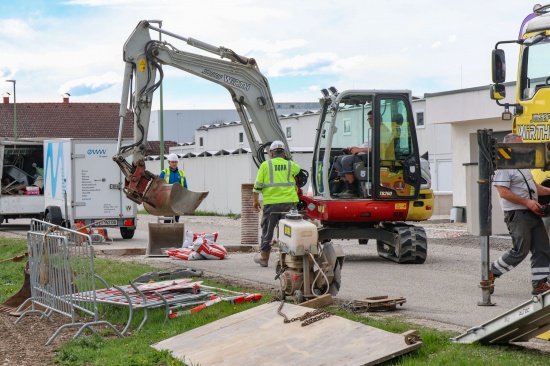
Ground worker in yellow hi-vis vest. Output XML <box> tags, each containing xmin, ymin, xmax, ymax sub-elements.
<box><xmin>159</xmin><ymin>153</ymin><xmax>187</xmax><ymax>223</ymax></box>
<box><xmin>252</xmin><ymin>141</ymin><xmax>300</xmax><ymax>267</ymax></box>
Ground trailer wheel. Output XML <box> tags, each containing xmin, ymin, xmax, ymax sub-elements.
<box><xmin>120</xmin><ymin>227</ymin><xmax>135</xmax><ymax>239</ymax></box>
<box><xmin>293</xmin><ymin>290</ymin><xmax>304</xmax><ymax>304</ymax></box>
<box><xmin>376</xmin><ymin>224</ymin><xmax>427</xmax><ymax>264</ymax></box>
<box><xmin>45</xmin><ymin>206</ymin><xmax>63</xmax><ymax>226</ymax></box>
<box><xmin>328</xmin><ymin>261</ymin><xmax>342</xmax><ymax>296</ymax></box>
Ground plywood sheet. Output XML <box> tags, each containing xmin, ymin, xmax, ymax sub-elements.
<box><xmin>152</xmin><ymin>302</ymin><xmax>422</xmax><ymax>366</ymax></box>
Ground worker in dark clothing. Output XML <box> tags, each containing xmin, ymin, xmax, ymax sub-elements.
<box><xmin>252</xmin><ymin>141</ymin><xmax>301</xmax><ymax>267</ymax></box>
<box><xmin>490</xmin><ymin>133</ymin><xmax>550</xmax><ymax>296</ymax></box>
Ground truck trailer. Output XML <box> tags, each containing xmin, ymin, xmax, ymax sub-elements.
<box><xmin>0</xmin><ymin>137</ymin><xmax>137</xmax><ymax>239</ymax></box>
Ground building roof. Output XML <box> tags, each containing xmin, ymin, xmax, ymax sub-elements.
<box><xmin>0</xmin><ymin>102</ymin><xmax>134</xmax><ymax>139</ymax></box>
<box><xmin>145</xmin><ymin>140</ymin><xmax>179</xmax><ymax>155</ymax></box>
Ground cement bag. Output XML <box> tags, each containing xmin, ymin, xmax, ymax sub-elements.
<box><xmin>167</xmin><ymin>249</ymin><xmax>193</xmax><ymax>260</ymax></box>
<box><xmin>196</xmin><ymin>241</ymin><xmax>228</xmax><ymax>260</ymax></box>
<box><xmin>187</xmin><ymin>251</ymin><xmax>205</xmax><ymax>261</ymax></box>
<box><xmin>183</xmin><ymin>231</ymin><xmax>219</xmax><ymax>248</ymax></box>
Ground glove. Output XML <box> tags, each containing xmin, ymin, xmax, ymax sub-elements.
<box><xmin>530</xmin><ymin>204</ymin><xmax>550</xmax><ymax>217</ymax></box>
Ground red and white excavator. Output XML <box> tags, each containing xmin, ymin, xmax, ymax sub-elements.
<box><xmin>112</xmin><ymin>20</ymin><xmax>434</xmax><ymax>299</ymax></box>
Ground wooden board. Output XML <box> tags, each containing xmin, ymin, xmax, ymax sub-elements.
<box><xmin>152</xmin><ymin>302</ymin><xmax>422</xmax><ymax>366</ymax></box>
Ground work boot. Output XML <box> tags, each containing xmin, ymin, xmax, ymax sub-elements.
<box><xmin>339</xmin><ymin>183</ymin><xmax>358</xmax><ymax>199</ymax></box>
<box><xmin>489</xmin><ymin>272</ymin><xmax>498</xmax><ymax>295</ymax></box>
<box><xmin>253</xmin><ymin>250</ymin><xmax>270</xmax><ymax>267</ymax></box>
<box><xmin>532</xmin><ymin>280</ymin><xmax>550</xmax><ymax>295</ymax></box>
<box><xmin>333</xmin><ymin>180</ymin><xmax>349</xmax><ymax>196</ymax></box>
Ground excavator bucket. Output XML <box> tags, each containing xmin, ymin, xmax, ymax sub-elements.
<box><xmin>143</xmin><ymin>177</ymin><xmax>208</xmax><ymax>216</ymax></box>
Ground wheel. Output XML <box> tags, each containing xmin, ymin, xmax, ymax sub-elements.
<box><xmin>120</xmin><ymin>227</ymin><xmax>135</xmax><ymax>239</ymax></box>
<box><xmin>293</xmin><ymin>290</ymin><xmax>304</xmax><ymax>304</ymax></box>
<box><xmin>376</xmin><ymin>224</ymin><xmax>427</xmax><ymax>264</ymax></box>
<box><xmin>328</xmin><ymin>261</ymin><xmax>342</xmax><ymax>296</ymax></box>
<box><xmin>45</xmin><ymin>206</ymin><xmax>63</xmax><ymax>225</ymax></box>
<box><xmin>276</xmin><ymin>289</ymin><xmax>286</xmax><ymax>301</ymax></box>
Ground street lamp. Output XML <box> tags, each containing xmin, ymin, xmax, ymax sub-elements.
<box><xmin>5</xmin><ymin>80</ymin><xmax>16</xmax><ymax>139</ymax></box>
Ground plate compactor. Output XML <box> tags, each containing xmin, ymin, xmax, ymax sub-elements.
<box><xmin>275</xmin><ymin>210</ymin><xmax>345</xmax><ymax>303</ymax></box>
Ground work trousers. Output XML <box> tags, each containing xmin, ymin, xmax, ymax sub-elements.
<box><xmin>260</xmin><ymin>202</ymin><xmax>295</xmax><ymax>252</ymax></box>
<box><xmin>491</xmin><ymin>210</ymin><xmax>550</xmax><ymax>288</ymax></box>
<box><xmin>333</xmin><ymin>154</ymin><xmax>369</xmax><ymax>175</ymax></box>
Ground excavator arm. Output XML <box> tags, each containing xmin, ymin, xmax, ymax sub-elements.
<box><xmin>113</xmin><ymin>20</ymin><xmax>289</xmax><ymax>215</ymax></box>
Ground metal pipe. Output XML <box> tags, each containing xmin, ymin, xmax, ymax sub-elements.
<box><xmin>477</xmin><ymin>129</ymin><xmax>495</xmax><ymax>306</ymax></box>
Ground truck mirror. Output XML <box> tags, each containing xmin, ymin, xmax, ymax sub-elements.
<box><xmin>490</xmin><ymin>84</ymin><xmax>506</xmax><ymax>100</ymax></box>
<box><xmin>491</xmin><ymin>49</ymin><xmax>506</xmax><ymax>83</ymax></box>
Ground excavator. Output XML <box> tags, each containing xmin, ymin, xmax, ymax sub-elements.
<box><xmin>112</xmin><ymin>20</ymin><xmax>433</xmax><ymax>267</ymax></box>
<box><xmin>108</xmin><ymin>20</ymin><xmax>434</xmax><ymax>301</ymax></box>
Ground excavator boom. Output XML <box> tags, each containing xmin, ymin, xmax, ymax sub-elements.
<box><xmin>113</xmin><ymin>20</ymin><xmax>289</xmax><ymax>215</ymax></box>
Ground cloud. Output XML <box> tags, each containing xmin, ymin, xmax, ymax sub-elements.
<box><xmin>62</xmin><ymin>0</ymin><xmax>148</xmax><ymax>5</ymax></box>
<box><xmin>268</xmin><ymin>53</ymin><xmax>339</xmax><ymax>77</ymax></box>
<box><xmin>431</xmin><ymin>41</ymin><xmax>442</xmax><ymax>49</ymax></box>
<box><xmin>448</xmin><ymin>35</ymin><xmax>457</xmax><ymax>43</ymax></box>
<box><xmin>0</xmin><ymin>19</ymin><xmax>37</xmax><ymax>40</ymax></box>
<box><xmin>57</xmin><ymin>72</ymin><xmax>119</xmax><ymax>96</ymax></box>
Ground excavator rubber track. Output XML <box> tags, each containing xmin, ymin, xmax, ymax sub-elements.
<box><xmin>376</xmin><ymin>224</ymin><xmax>428</xmax><ymax>264</ymax></box>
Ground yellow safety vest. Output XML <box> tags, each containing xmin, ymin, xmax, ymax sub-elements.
<box><xmin>162</xmin><ymin>168</ymin><xmax>186</xmax><ymax>187</ymax></box>
<box><xmin>253</xmin><ymin>157</ymin><xmax>300</xmax><ymax>205</ymax></box>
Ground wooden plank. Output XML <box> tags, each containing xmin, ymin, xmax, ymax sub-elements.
<box><xmin>152</xmin><ymin>302</ymin><xmax>422</xmax><ymax>366</ymax></box>
<box><xmin>299</xmin><ymin>294</ymin><xmax>333</xmax><ymax>309</ymax></box>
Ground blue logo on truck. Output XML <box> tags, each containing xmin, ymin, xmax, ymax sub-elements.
<box><xmin>44</xmin><ymin>143</ymin><xmax>64</xmax><ymax>199</ymax></box>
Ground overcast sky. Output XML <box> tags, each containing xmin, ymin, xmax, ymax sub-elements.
<box><xmin>0</xmin><ymin>0</ymin><xmax>537</xmax><ymax>110</ymax></box>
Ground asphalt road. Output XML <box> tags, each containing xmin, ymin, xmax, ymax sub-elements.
<box><xmin>0</xmin><ymin>215</ymin><xmax>538</xmax><ymax>333</ymax></box>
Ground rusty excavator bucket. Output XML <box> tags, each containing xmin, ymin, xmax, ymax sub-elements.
<box><xmin>143</xmin><ymin>177</ymin><xmax>209</xmax><ymax>216</ymax></box>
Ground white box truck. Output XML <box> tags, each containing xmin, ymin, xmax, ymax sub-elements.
<box><xmin>0</xmin><ymin>137</ymin><xmax>136</xmax><ymax>239</ymax></box>
<box><xmin>43</xmin><ymin>138</ymin><xmax>137</xmax><ymax>239</ymax></box>
<box><xmin>0</xmin><ymin>138</ymin><xmax>45</xmax><ymax>222</ymax></box>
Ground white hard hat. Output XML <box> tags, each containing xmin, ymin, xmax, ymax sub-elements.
<box><xmin>269</xmin><ymin>140</ymin><xmax>285</xmax><ymax>151</ymax></box>
<box><xmin>167</xmin><ymin>153</ymin><xmax>179</xmax><ymax>162</ymax></box>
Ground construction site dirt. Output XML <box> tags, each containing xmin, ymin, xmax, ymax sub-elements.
<box><xmin>1</xmin><ymin>215</ymin><xmax>550</xmax><ymax>365</ymax></box>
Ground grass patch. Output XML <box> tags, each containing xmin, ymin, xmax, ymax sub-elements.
<box><xmin>2</xmin><ymin>239</ymin><xmax>550</xmax><ymax>365</ymax></box>
<box><xmin>0</xmin><ymin>237</ymin><xmax>28</xmax><ymax>304</ymax></box>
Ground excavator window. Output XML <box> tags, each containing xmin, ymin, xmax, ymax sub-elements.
<box><xmin>375</xmin><ymin>97</ymin><xmax>419</xmax><ymax>199</ymax></box>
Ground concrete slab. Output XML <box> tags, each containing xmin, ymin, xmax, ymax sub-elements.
<box><xmin>152</xmin><ymin>302</ymin><xmax>422</xmax><ymax>366</ymax></box>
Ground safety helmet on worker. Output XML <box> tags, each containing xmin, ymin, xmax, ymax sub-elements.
<box><xmin>270</xmin><ymin>140</ymin><xmax>285</xmax><ymax>151</ymax></box>
<box><xmin>167</xmin><ymin>153</ymin><xmax>179</xmax><ymax>162</ymax></box>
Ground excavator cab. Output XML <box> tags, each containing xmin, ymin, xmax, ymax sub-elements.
<box><xmin>312</xmin><ymin>90</ymin><xmax>421</xmax><ymax>201</ymax></box>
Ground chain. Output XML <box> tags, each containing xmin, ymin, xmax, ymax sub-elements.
<box><xmin>301</xmin><ymin>311</ymin><xmax>333</xmax><ymax>326</ymax></box>
<box><xmin>277</xmin><ymin>300</ymin><xmax>332</xmax><ymax>326</ymax></box>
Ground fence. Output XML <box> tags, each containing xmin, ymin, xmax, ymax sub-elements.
<box><xmin>15</xmin><ymin>219</ymin><xmax>215</xmax><ymax>346</ymax></box>
<box><xmin>15</xmin><ymin>219</ymin><xmax>122</xmax><ymax>345</ymax></box>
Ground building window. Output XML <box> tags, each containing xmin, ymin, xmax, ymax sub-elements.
<box><xmin>239</xmin><ymin>132</ymin><xmax>244</xmax><ymax>144</ymax></box>
<box><xmin>199</xmin><ymin>137</ymin><xmax>204</xmax><ymax>147</ymax></box>
<box><xmin>286</xmin><ymin>126</ymin><xmax>292</xmax><ymax>139</ymax></box>
<box><xmin>343</xmin><ymin>119</ymin><xmax>351</xmax><ymax>135</ymax></box>
<box><xmin>415</xmin><ymin>111</ymin><xmax>424</xmax><ymax>128</ymax></box>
